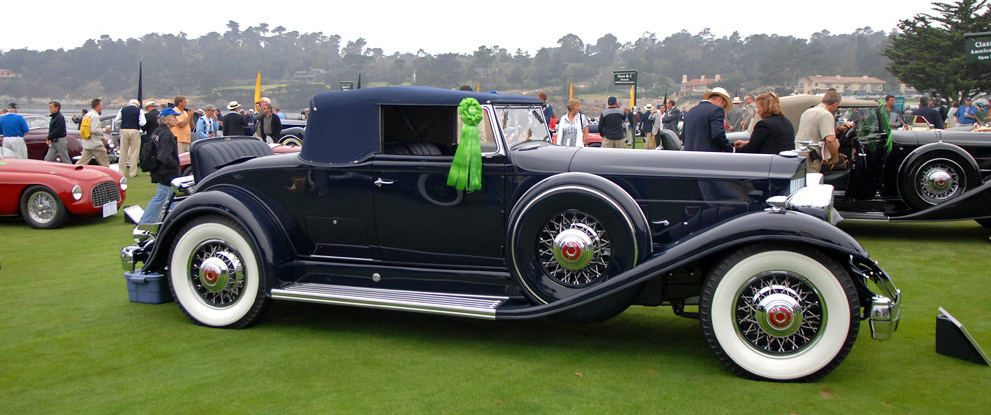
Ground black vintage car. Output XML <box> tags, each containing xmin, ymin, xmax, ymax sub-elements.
<box><xmin>731</xmin><ymin>95</ymin><xmax>991</xmax><ymax>225</ymax></box>
<box><xmin>121</xmin><ymin>87</ymin><xmax>900</xmax><ymax>381</ymax></box>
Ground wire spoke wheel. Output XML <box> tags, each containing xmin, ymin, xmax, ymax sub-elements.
<box><xmin>734</xmin><ymin>272</ymin><xmax>825</xmax><ymax>356</ymax></box>
<box><xmin>700</xmin><ymin>244</ymin><xmax>859</xmax><ymax>381</ymax></box>
<box><xmin>170</xmin><ymin>216</ymin><xmax>268</xmax><ymax>328</ymax></box>
<box><xmin>187</xmin><ymin>239</ymin><xmax>247</xmax><ymax>308</ymax></box>
<box><xmin>915</xmin><ymin>159</ymin><xmax>963</xmax><ymax>204</ymax></box>
<box><xmin>537</xmin><ymin>210</ymin><xmax>611</xmax><ymax>288</ymax></box>
<box><xmin>27</xmin><ymin>191</ymin><xmax>59</xmax><ymax>224</ymax></box>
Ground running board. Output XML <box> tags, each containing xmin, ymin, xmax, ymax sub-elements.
<box><xmin>840</xmin><ymin>211</ymin><xmax>891</xmax><ymax>221</ymax></box>
<box><xmin>270</xmin><ymin>283</ymin><xmax>508</xmax><ymax>319</ymax></box>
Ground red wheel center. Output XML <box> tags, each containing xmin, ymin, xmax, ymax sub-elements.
<box><xmin>561</xmin><ymin>241</ymin><xmax>582</xmax><ymax>261</ymax></box>
<box><xmin>768</xmin><ymin>306</ymin><xmax>792</xmax><ymax>328</ymax></box>
<box><xmin>203</xmin><ymin>267</ymin><xmax>219</xmax><ymax>284</ymax></box>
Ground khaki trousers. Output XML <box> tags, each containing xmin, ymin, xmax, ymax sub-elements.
<box><xmin>119</xmin><ymin>129</ymin><xmax>141</xmax><ymax>176</ymax></box>
<box><xmin>76</xmin><ymin>147</ymin><xmax>109</xmax><ymax>166</ymax></box>
<box><xmin>602</xmin><ymin>138</ymin><xmax>626</xmax><ymax>148</ymax></box>
<box><xmin>177</xmin><ymin>141</ymin><xmax>190</xmax><ymax>154</ymax></box>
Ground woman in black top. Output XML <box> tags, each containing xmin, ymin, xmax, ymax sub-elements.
<box><xmin>735</xmin><ymin>92</ymin><xmax>795</xmax><ymax>154</ymax></box>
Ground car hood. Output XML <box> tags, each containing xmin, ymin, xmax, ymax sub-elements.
<box><xmin>0</xmin><ymin>158</ymin><xmax>120</xmax><ymax>181</ymax></box>
<box><xmin>551</xmin><ymin>147</ymin><xmax>799</xmax><ymax>180</ymax></box>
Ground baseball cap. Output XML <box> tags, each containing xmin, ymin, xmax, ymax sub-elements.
<box><xmin>7</xmin><ymin>102</ymin><xmax>18</xmax><ymax>109</ymax></box>
<box><xmin>159</xmin><ymin>108</ymin><xmax>180</xmax><ymax>117</ymax></box>
<box><xmin>607</xmin><ymin>97</ymin><xmax>617</xmax><ymax>105</ymax></box>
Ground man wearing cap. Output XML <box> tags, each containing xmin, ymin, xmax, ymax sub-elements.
<box><xmin>195</xmin><ymin>104</ymin><xmax>220</xmax><ymax>141</ymax></box>
<box><xmin>142</xmin><ymin>101</ymin><xmax>160</xmax><ymax>139</ymax></box>
<box><xmin>796</xmin><ymin>90</ymin><xmax>842</xmax><ymax>173</ymax></box>
<box><xmin>598</xmin><ymin>97</ymin><xmax>627</xmax><ymax>148</ymax></box>
<box><xmin>682</xmin><ymin>87</ymin><xmax>733</xmax><ymax>152</ymax></box>
<box><xmin>955</xmin><ymin>97</ymin><xmax>979</xmax><ymax>126</ymax></box>
<box><xmin>138</xmin><ymin>108</ymin><xmax>181</xmax><ymax>224</ymax></box>
<box><xmin>0</xmin><ymin>103</ymin><xmax>29</xmax><ymax>158</ymax></box>
<box><xmin>222</xmin><ymin>101</ymin><xmax>248</xmax><ymax>136</ymax></box>
<box><xmin>114</xmin><ymin>99</ymin><xmax>147</xmax><ymax>177</ymax></box>
<box><xmin>45</xmin><ymin>101</ymin><xmax>70</xmax><ymax>163</ymax></box>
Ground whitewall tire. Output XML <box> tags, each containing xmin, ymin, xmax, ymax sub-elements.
<box><xmin>169</xmin><ymin>216</ymin><xmax>268</xmax><ymax>328</ymax></box>
<box><xmin>700</xmin><ymin>244</ymin><xmax>859</xmax><ymax>381</ymax></box>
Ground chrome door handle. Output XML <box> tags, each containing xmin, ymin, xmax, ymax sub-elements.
<box><xmin>374</xmin><ymin>178</ymin><xmax>395</xmax><ymax>187</ymax></box>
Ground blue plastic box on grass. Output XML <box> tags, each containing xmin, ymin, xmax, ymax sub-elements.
<box><xmin>124</xmin><ymin>271</ymin><xmax>172</xmax><ymax>304</ymax></box>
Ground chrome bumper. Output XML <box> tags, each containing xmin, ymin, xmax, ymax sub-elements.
<box><xmin>851</xmin><ymin>258</ymin><xmax>901</xmax><ymax>340</ymax></box>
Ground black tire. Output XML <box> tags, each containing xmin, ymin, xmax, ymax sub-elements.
<box><xmin>508</xmin><ymin>184</ymin><xmax>641</xmax><ymax>322</ymax></box>
<box><xmin>181</xmin><ymin>166</ymin><xmax>193</xmax><ymax>177</ymax></box>
<box><xmin>587</xmin><ymin>142</ymin><xmax>602</xmax><ymax>148</ymax></box>
<box><xmin>976</xmin><ymin>218</ymin><xmax>991</xmax><ymax>229</ymax></box>
<box><xmin>900</xmin><ymin>153</ymin><xmax>970</xmax><ymax>211</ymax></box>
<box><xmin>700</xmin><ymin>243</ymin><xmax>859</xmax><ymax>381</ymax></box>
<box><xmin>169</xmin><ymin>215</ymin><xmax>269</xmax><ymax>328</ymax></box>
<box><xmin>19</xmin><ymin>185</ymin><xmax>68</xmax><ymax>229</ymax></box>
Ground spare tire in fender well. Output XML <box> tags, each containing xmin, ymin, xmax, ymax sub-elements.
<box><xmin>508</xmin><ymin>172</ymin><xmax>651</xmax><ymax>263</ymax></box>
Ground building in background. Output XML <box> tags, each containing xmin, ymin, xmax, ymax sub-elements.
<box><xmin>796</xmin><ymin>75</ymin><xmax>886</xmax><ymax>95</ymax></box>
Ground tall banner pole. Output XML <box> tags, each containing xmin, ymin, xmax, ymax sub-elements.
<box><xmin>137</xmin><ymin>62</ymin><xmax>143</xmax><ymax>105</ymax></box>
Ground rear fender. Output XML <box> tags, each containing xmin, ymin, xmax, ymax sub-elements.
<box><xmin>143</xmin><ymin>186</ymin><xmax>295</xmax><ymax>292</ymax></box>
<box><xmin>497</xmin><ymin>210</ymin><xmax>868</xmax><ymax>319</ymax></box>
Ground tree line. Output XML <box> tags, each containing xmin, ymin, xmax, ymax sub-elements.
<box><xmin>0</xmin><ymin>2</ymin><xmax>986</xmax><ymax>110</ymax></box>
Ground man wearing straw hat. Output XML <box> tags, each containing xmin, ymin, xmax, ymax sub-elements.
<box><xmin>222</xmin><ymin>101</ymin><xmax>248</xmax><ymax>136</ymax></box>
<box><xmin>682</xmin><ymin>87</ymin><xmax>733</xmax><ymax>152</ymax></box>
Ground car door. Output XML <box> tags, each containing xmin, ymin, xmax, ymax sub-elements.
<box><xmin>372</xmin><ymin>106</ymin><xmax>508</xmax><ymax>268</ymax></box>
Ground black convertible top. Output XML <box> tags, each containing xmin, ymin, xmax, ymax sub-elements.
<box><xmin>301</xmin><ymin>86</ymin><xmax>541</xmax><ymax>164</ymax></box>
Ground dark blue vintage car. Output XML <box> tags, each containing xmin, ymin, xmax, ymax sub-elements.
<box><xmin>121</xmin><ymin>87</ymin><xmax>900</xmax><ymax>381</ymax></box>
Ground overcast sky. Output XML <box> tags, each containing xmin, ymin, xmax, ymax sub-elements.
<box><xmin>2</xmin><ymin>0</ymin><xmax>941</xmax><ymax>54</ymax></box>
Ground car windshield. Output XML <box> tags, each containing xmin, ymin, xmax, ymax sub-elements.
<box><xmin>24</xmin><ymin>116</ymin><xmax>49</xmax><ymax>130</ymax></box>
<box><xmin>836</xmin><ymin>107</ymin><xmax>880</xmax><ymax>137</ymax></box>
<box><xmin>495</xmin><ymin>106</ymin><xmax>551</xmax><ymax>149</ymax></box>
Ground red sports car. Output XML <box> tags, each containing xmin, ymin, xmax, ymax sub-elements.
<box><xmin>0</xmin><ymin>158</ymin><xmax>127</xmax><ymax>228</ymax></box>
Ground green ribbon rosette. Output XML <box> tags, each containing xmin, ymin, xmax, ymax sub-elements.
<box><xmin>878</xmin><ymin>101</ymin><xmax>893</xmax><ymax>152</ymax></box>
<box><xmin>448</xmin><ymin>98</ymin><xmax>484</xmax><ymax>191</ymax></box>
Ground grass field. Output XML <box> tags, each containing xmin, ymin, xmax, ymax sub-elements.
<box><xmin>2</xmin><ymin>177</ymin><xmax>990</xmax><ymax>414</ymax></box>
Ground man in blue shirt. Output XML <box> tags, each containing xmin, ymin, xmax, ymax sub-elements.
<box><xmin>0</xmin><ymin>103</ymin><xmax>30</xmax><ymax>158</ymax></box>
<box><xmin>955</xmin><ymin>97</ymin><xmax>979</xmax><ymax>126</ymax></box>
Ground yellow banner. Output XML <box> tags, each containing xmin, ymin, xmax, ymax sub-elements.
<box><xmin>254</xmin><ymin>72</ymin><xmax>261</xmax><ymax>105</ymax></box>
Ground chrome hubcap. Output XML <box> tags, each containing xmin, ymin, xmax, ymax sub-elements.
<box><xmin>27</xmin><ymin>192</ymin><xmax>58</xmax><ymax>224</ymax></box>
<box><xmin>734</xmin><ymin>272</ymin><xmax>825</xmax><ymax>355</ymax></box>
<box><xmin>188</xmin><ymin>240</ymin><xmax>245</xmax><ymax>307</ymax></box>
<box><xmin>917</xmin><ymin>160</ymin><xmax>962</xmax><ymax>204</ymax></box>
<box><xmin>538</xmin><ymin>210</ymin><xmax>610</xmax><ymax>287</ymax></box>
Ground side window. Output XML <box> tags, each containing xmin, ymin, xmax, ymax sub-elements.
<box><xmin>380</xmin><ymin>105</ymin><xmax>457</xmax><ymax>156</ymax></box>
<box><xmin>458</xmin><ymin>108</ymin><xmax>497</xmax><ymax>154</ymax></box>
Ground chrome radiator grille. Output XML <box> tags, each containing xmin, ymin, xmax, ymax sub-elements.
<box><xmin>91</xmin><ymin>181</ymin><xmax>121</xmax><ymax>207</ymax></box>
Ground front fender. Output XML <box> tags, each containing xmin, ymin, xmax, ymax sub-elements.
<box><xmin>497</xmin><ymin>210</ymin><xmax>867</xmax><ymax>319</ymax></box>
<box><xmin>896</xmin><ymin>141</ymin><xmax>982</xmax><ymax>186</ymax></box>
<box><xmin>143</xmin><ymin>185</ymin><xmax>295</xmax><ymax>291</ymax></box>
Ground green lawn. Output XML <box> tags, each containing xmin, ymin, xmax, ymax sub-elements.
<box><xmin>2</xmin><ymin>177</ymin><xmax>989</xmax><ymax>414</ymax></box>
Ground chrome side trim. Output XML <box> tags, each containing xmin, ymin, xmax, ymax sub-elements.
<box><xmin>271</xmin><ymin>283</ymin><xmax>508</xmax><ymax>319</ymax></box>
<box><xmin>308</xmin><ymin>254</ymin><xmax>374</xmax><ymax>262</ymax></box>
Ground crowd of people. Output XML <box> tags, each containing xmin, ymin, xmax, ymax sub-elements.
<box><xmin>540</xmin><ymin>84</ymin><xmax>986</xmax><ymax>175</ymax></box>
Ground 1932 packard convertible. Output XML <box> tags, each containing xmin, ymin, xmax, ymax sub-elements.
<box><xmin>121</xmin><ymin>87</ymin><xmax>899</xmax><ymax>381</ymax></box>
